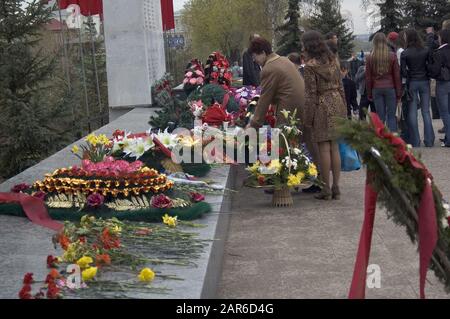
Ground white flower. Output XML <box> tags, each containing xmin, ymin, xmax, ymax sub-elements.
<box><xmin>153</xmin><ymin>129</ymin><xmax>179</xmax><ymax>150</ymax></box>
<box><xmin>442</xmin><ymin>217</ymin><xmax>449</xmax><ymax>229</ymax></box>
<box><xmin>126</xmin><ymin>138</ymin><xmax>153</xmax><ymax>159</ymax></box>
<box><xmin>284</xmin><ymin>126</ymin><xmax>293</xmax><ymax>134</ymax></box>
<box><xmin>280</xmin><ymin>110</ymin><xmax>290</xmax><ymax>119</ymax></box>
<box><xmin>120</xmin><ymin>136</ymin><xmax>134</xmax><ymax>155</ymax></box>
<box><xmin>193</xmin><ymin>107</ymin><xmax>204</xmax><ymax>118</ymax></box>
<box><xmin>443</xmin><ymin>203</ymin><xmax>450</xmax><ymax>211</ymax></box>
<box><xmin>293</xmin><ymin>148</ymin><xmax>301</xmax><ymax>155</ymax></box>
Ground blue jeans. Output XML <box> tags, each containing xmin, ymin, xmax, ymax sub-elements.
<box><xmin>408</xmin><ymin>81</ymin><xmax>435</xmax><ymax>147</ymax></box>
<box><xmin>436</xmin><ymin>81</ymin><xmax>450</xmax><ymax>146</ymax></box>
<box><xmin>373</xmin><ymin>88</ymin><xmax>397</xmax><ymax>132</ymax></box>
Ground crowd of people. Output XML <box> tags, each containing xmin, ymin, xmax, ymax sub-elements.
<box><xmin>240</xmin><ymin>20</ymin><xmax>450</xmax><ymax>200</ymax></box>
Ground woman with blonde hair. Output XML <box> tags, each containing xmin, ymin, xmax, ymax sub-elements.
<box><xmin>302</xmin><ymin>30</ymin><xmax>347</xmax><ymax>200</ymax></box>
<box><xmin>366</xmin><ymin>33</ymin><xmax>402</xmax><ymax>132</ymax></box>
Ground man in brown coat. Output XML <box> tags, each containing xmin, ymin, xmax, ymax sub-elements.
<box><xmin>247</xmin><ymin>37</ymin><xmax>321</xmax><ymax>193</ymax></box>
<box><xmin>248</xmin><ymin>37</ymin><xmax>305</xmax><ymax>129</ymax></box>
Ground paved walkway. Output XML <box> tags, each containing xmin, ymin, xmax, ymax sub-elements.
<box><xmin>218</xmin><ymin>119</ymin><xmax>450</xmax><ymax>299</ymax></box>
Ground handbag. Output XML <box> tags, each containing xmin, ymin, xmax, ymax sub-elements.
<box><xmin>339</xmin><ymin>141</ymin><xmax>361</xmax><ymax>172</ymax></box>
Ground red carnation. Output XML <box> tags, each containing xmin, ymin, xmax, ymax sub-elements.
<box><xmin>46</xmin><ymin>282</ymin><xmax>61</xmax><ymax>299</ymax></box>
<box><xmin>19</xmin><ymin>285</ymin><xmax>33</xmax><ymax>300</ymax></box>
<box><xmin>190</xmin><ymin>193</ymin><xmax>205</xmax><ymax>203</ymax></box>
<box><xmin>258</xmin><ymin>176</ymin><xmax>266</xmax><ymax>186</ymax></box>
<box><xmin>96</xmin><ymin>254</ymin><xmax>111</xmax><ymax>267</ymax></box>
<box><xmin>23</xmin><ymin>273</ymin><xmax>34</xmax><ymax>285</ymax></box>
<box><xmin>100</xmin><ymin>228</ymin><xmax>120</xmax><ymax>250</ymax></box>
<box><xmin>58</xmin><ymin>234</ymin><xmax>70</xmax><ymax>250</ymax></box>
<box><xmin>46</xmin><ymin>255</ymin><xmax>59</xmax><ymax>268</ymax></box>
<box><xmin>33</xmin><ymin>191</ymin><xmax>47</xmax><ymax>201</ymax></box>
<box><xmin>112</xmin><ymin>129</ymin><xmax>125</xmax><ymax>139</ymax></box>
<box><xmin>11</xmin><ymin>183</ymin><xmax>30</xmax><ymax>193</ymax></box>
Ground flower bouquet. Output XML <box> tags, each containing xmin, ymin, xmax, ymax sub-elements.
<box><xmin>149</xmin><ymin>73</ymin><xmax>194</xmax><ymax>131</ymax></box>
<box><xmin>111</xmin><ymin>129</ymin><xmax>212</xmax><ymax>177</ymax></box>
<box><xmin>0</xmin><ymin>157</ymin><xmax>211</xmax><ymax>223</ymax></box>
<box><xmin>244</xmin><ymin>110</ymin><xmax>318</xmax><ymax>207</ymax></box>
<box><xmin>188</xmin><ymin>83</ymin><xmax>239</xmax><ymax>116</ymax></box>
<box><xmin>18</xmin><ymin>215</ymin><xmax>209</xmax><ymax>299</ymax></box>
<box><xmin>71</xmin><ymin>133</ymin><xmax>113</xmax><ymax>163</ymax></box>
<box><xmin>183</xmin><ymin>59</ymin><xmax>205</xmax><ymax>96</ymax></box>
<box><xmin>204</xmin><ymin>52</ymin><xmax>233</xmax><ymax>90</ymax></box>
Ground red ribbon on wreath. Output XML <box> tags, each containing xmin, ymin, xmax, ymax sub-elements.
<box><xmin>0</xmin><ymin>193</ymin><xmax>63</xmax><ymax>231</ymax></box>
<box><xmin>349</xmin><ymin>113</ymin><xmax>437</xmax><ymax>299</ymax></box>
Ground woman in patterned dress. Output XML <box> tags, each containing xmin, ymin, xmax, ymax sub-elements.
<box><xmin>302</xmin><ymin>30</ymin><xmax>347</xmax><ymax>200</ymax></box>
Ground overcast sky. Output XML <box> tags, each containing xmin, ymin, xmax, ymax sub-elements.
<box><xmin>173</xmin><ymin>0</ymin><xmax>370</xmax><ymax>35</ymax></box>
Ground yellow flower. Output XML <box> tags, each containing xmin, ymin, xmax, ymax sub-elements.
<box><xmin>62</xmin><ymin>243</ymin><xmax>78</xmax><ymax>263</ymax></box>
<box><xmin>308</xmin><ymin>164</ymin><xmax>318</xmax><ymax>177</ymax></box>
<box><xmin>80</xmin><ymin>215</ymin><xmax>96</xmax><ymax>227</ymax></box>
<box><xmin>280</xmin><ymin>109</ymin><xmax>291</xmax><ymax>119</ymax></box>
<box><xmin>247</xmin><ymin>161</ymin><xmax>260</xmax><ymax>174</ymax></box>
<box><xmin>296</xmin><ymin>172</ymin><xmax>305</xmax><ymax>182</ymax></box>
<box><xmin>180</xmin><ymin>136</ymin><xmax>200</xmax><ymax>147</ymax></box>
<box><xmin>267</xmin><ymin>160</ymin><xmax>282</xmax><ymax>174</ymax></box>
<box><xmin>138</xmin><ymin>268</ymin><xmax>155</xmax><ymax>282</ymax></box>
<box><xmin>82</xmin><ymin>267</ymin><xmax>97</xmax><ymax>282</ymax></box>
<box><xmin>86</xmin><ymin>134</ymin><xmax>99</xmax><ymax>146</ymax></box>
<box><xmin>162</xmin><ymin>214</ymin><xmax>177</xmax><ymax>228</ymax></box>
<box><xmin>111</xmin><ymin>225</ymin><xmax>122</xmax><ymax>234</ymax></box>
<box><xmin>71</xmin><ymin>145</ymin><xmax>79</xmax><ymax>154</ymax></box>
<box><xmin>287</xmin><ymin>174</ymin><xmax>302</xmax><ymax>187</ymax></box>
<box><xmin>77</xmin><ymin>256</ymin><xmax>93</xmax><ymax>269</ymax></box>
<box><xmin>97</xmin><ymin>134</ymin><xmax>110</xmax><ymax>145</ymax></box>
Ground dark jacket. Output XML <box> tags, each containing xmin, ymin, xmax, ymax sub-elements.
<box><xmin>242</xmin><ymin>50</ymin><xmax>261</xmax><ymax>86</ymax></box>
<box><xmin>400</xmin><ymin>47</ymin><xmax>432</xmax><ymax>81</ymax></box>
<box><xmin>366</xmin><ymin>52</ymin><xmax>402</xmax><ymax>99</ymax></box>
<box><xmin>426</xmin><ymin>32</ymin><xmax>440</xmax><ymax>51</ymax></box>
<box><xmin>343</xmin><ymin>77</ymin><xmax>358</xmax><ymax>114</ymax></box>
<box><xmin>354</xmin><ymin>65</ymin><xmax>366</xmax><ymax>95</ymax></box>
<box><xmin>429</xmin><ymin>44</ymin><xmax>450</xmax><ymax>81</ymax></box>
<box><xmin>350</xmin><ymin>58</ymin><xmax>362</xmax><ymax>80</ymax></box>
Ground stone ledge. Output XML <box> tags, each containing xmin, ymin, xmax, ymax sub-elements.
<box><xmin>0</xmin><ymin>108</ymin><xmax>236</xmax><ymax>299</ymax></box>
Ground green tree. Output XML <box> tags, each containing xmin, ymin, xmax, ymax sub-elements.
<box><xmin>276</xmin><ymin>0</ymin><xmax>302</xmax><ymax>56</ymax></box>
<box><xmin>0</xmin><ymin>0</ymin><xmax>72</xmax><ymax>177</ymax></box>
<box><xmin>424</xmin><ymin>0</ymin><xmax>450</xmax><ymax>29</ymax></box>
<box><xmin>377</xmin><ymin>0</ymin><xmax>406</xmax><ymax>33</ymax></box>
<box><xmin>309</xmin><ymin>0</ymin><xmax>355</xmax><ymax>58</ymax></box>
<box><xmin>82</xmin><ymin>17</ymin><xmax>108</xmax><ymax>129</ymax></box>
<box><xmin>402</xmin><ymin>0</ymin><xmax>433</xmax><ymax>30</ymax></box>
<box><xmin>182</xmin><ymin>0</ymin><xmax>274</xmax><ymax>62</ymax></box>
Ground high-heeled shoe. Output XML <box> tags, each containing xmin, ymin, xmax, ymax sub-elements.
<box><xmin>314</xmin><ymin>187</ymin><xmax>331</xmax><ymax>200</ymax></box>
<box><xmin>332</xmin><ymin>185</ymin><xmax>341</xmax><ymax>200</ymax></box>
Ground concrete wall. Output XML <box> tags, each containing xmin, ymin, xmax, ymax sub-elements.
<box><xmin>104</xmin><ymin>0</ymin><xmax>166</xmax><ymax>110</ymax></box>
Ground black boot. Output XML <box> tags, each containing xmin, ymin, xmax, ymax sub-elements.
<box><xmin>302</xmin><ymin>184</ymin><xmax>322</xmax><ymax>194</ymax></box>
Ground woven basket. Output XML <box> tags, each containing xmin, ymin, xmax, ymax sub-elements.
<box><xmin>272</xmin><ymin>186</ymin><xmax>293</xmax><ymax>207</ymax></box>
<box><xmin>161</xmin><ymin>158</ymin><xmax>183</xmax><ymax>173</ymax></box>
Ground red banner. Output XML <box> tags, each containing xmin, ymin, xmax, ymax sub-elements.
<box><xmin>58</xmin><ymin>0</ymin><xmax>103</xmax><ymax>17</ymax></box>
<box><xmin>160</xmin><ymin>0</ymin><xmax>175</xmax><ymax>31</ymax></box>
